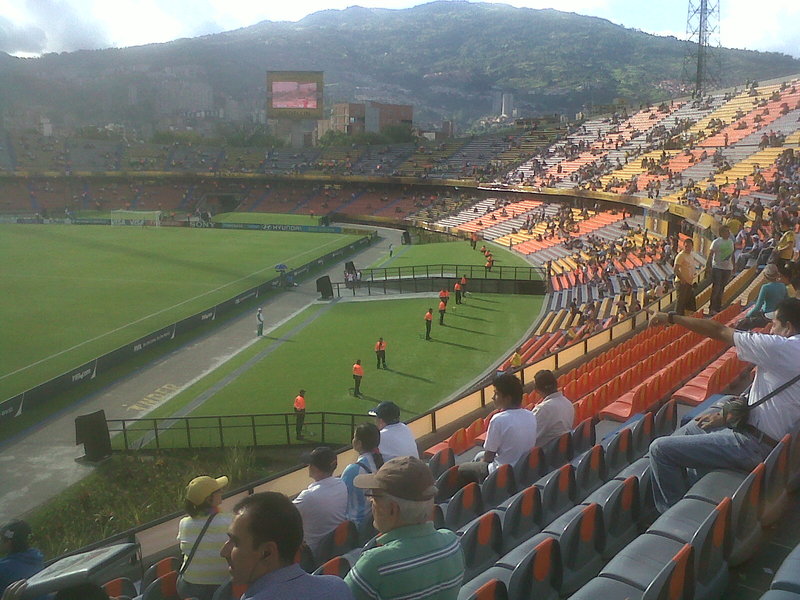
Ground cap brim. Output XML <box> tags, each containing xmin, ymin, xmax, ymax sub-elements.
<box><xmin>353</xmin><ymin>472</ymin><xmax>381</xmax><ymax>490</ymax></box>
<box><xmin>367</xmin><ymin>408</ymin><xmax>379</xmax><ymax>417</ymax></box>
<box><xmin>299</xmin><ymin>452</ymin><xmax>315</xmax><ymax>465</ymax></box>
<box><xmin>215</xmin><ymin>476</ymin><xmax>229</xmax><ymax>490</ymax></box>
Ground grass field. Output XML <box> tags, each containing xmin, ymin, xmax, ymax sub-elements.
<box><xmin>0</xmin><ymin>224</ymin><xmax>361</xmax><ymax>400</ymax></box>
<box><xmin>119</xmin><ymin>291</ymin><xmax>542</xmax><ymax>448</ymax></box>
<box><xmin>370</xmin><ymin>238</ymin><xmax>532</xmax><ymax>270</ymax></box>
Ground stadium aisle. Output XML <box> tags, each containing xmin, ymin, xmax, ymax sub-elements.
<box><xmin>0</xmin><ymin>226</ymin><xmax>404</xmax><ymax>522</ymax></box>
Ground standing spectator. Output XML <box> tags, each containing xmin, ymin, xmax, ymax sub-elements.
<box><xmin>345</xmin><ymin>457</ymin><xmax>464</xmax><ymax>600</ymax></box>
<box><xmin>352</xmin><ymin>360</ymin><xmax>364</xmax><ymax>397</ymax></box>
<box><xmin>648</xmin><ymin>299</ymin><xmax>800</xmax><ymax>513</ymax></box>
<box><xmin>221</xmin><ymin>493</ymin><xmax>353</xmax><ymax>599</ymax></box>
<box><xmin>674</xmin><ymin>238</ymin><xmax>697</xmax><ymax>315</ymax></box>
<box><xmin>294</xmin><ymin>447</ymin><xmax>348</xmax><ymax>560</ymax></box>
<box><xmin>341</xmin><ymin>424</ymin><xmax>384</xmax><ymax>531</ymax></box>
<box><xmin>177</xmin><ymin>476</ymin><xmax>232</xmax><ymax>600</ymax></box>
<box><xmin>424</xmin><ymin>308</ymin><xmax>433</xmax><ymax>340</ymax></box>
<box><xmin>459</xmin><ymin>374</ymin><xmax>537</xmax><ymax>484</ymax></box>
<box><xmin>708</xmin><ymin>226</ymin><xmax>735</xmax><ymax>314</ymax></box>
<box><xmin>531</xmin><ymin>370</ymin><xmax>575</xmax><ymax>447</ymax></box>
<box><xmin>0</xmin><ymin>521</ymin><xmax>43</xmax><ymax>597</ymax></box>
<box><xmin>293</xmin><ymin>390</ymin><xmax>306</xmax><ymax>439</ymax></box>
<box><xmin>374</xmin><ymin>338</ymin><xmax>387</xmax><ymax>369</ymax></box>
<box><xmin>256</xmin><ymin>308</ymin><xmax>264</xmax><ymax>337</ymax></box>
<box><xmin>369</xmin><ymin>402</ymin><xmax>418</xmax><ymax>460</ymax></box>
<box><xmin>438</xmin><ymin>300</ymin><xmax>447</xmax><ymax>325</ymax></box>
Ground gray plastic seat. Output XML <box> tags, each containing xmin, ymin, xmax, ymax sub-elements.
<box><xmin>771</xmin><ymin>542</ymin><xmax>800</xmax><ymax>594</ymax></box>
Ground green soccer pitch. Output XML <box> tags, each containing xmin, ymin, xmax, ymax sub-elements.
<box><xmin>119</xmin><ymin>292</ymin><xmax>543</xmax><ymax>449</ymax></box>
<box><xmin>0</xmin><ymin>223</ymin><xmax>362</xmax><ymax>400</ymax></box>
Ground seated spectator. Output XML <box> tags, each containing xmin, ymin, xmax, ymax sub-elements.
<box><xmin>345</xmin><ymin>457</ymin><xmax>464</xmax><ymax>600</ymax></box>
<box><xmin>177</xmin><ymin>476</ymin><xmax>232</xmax><ymax>600</ymax></box>
<box><xmin>293</xmin><ymin>447</ymin><xmax>348</xmax><ymax>560</ymax></box>
<box><xmin>369</xmin><ymin>402</ymin><xmax>418</xmax><ymax>460</ymax></box>
<box><xmin>531</xmin><ymin>370</ymin><xmax>575</xmax><ymax>447</ymax></box>
<box><xmin>221</xmin><ymin>492</ymin><xmax>353</xmax><ymax>599</ymax></box>
<box><xmin>341</xmin><ymin>424</ymin><xmax>384</xmax><ymax>531</ymax></box>
<box><xmin>459</xmin><ymin>374</ymin><xmax>537</xmax><ymax>483</ymax></box>
<box><xmin>0</xmin><ymin>521</ymin><xmax>43</xmax><ymax>597</ymax></box>
<box><xmin>648</xmin><ymin>299</ymin><xmax>800</xmax><ymax>514</ymax></box>
<box><xmin>736</xmin><ymin>264</ymin><xmax>789</xmax><ymax>331</ymax></box>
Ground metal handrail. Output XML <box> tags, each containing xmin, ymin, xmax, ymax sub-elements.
<box><xmin>107</xmin><ymin>411</ymin><xmax>366</xmax><ymax>450</ymax></box>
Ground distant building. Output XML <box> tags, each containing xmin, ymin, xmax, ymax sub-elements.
<box><xmin>328</xmin><ymin>101</ymin><xmax>412</xmax><ymax>135</ymax></box>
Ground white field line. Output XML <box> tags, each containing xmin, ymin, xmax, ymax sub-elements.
<box><xmin>128</xmin><ymin>303</ymin><xmax>317</xmax><ymax>420</ymax></box>
<box><xmin>0</xmin><ymin>238</ymin><xmax>344</xmax><ymax>382</ymax></box>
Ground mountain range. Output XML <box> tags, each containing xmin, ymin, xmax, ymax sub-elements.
<box><xmin>1</xmin><ymin>1</ymin><xmax>799</xmax><ymax>133</ymax></box>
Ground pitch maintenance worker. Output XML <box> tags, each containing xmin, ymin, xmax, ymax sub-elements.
<box><xmin>424</xmin><ymin>308</ymin><xmax>433</xmax><ymax>340</ymax></box>
<box><xmin>374</xmin><ymin>338</ymin><xmax>387</xmax><ymax>369</ymax></box>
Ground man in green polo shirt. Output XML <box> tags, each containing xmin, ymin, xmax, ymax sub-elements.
<box><xmin>344</xmin><ymin>457</ymin><xmax>465</xmax><ymax>600</ymax></box>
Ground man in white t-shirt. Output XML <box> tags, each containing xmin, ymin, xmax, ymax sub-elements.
<box><xmin>531</xmin><ymin>370</ymin><xmax>575</xmax><ymax>447</ymax></box>
<box><xmin>369</xmin><ymin>402</ymin><xmax>418</xmax><ymax>460</ymax></box>
<box><xmin>709</xmin><ymin>225</ymin><xmax>734</xmax><ymax>314</ymax></box>
<box><xmin>293</xmin><ymin>447</ymin><xmax>348</xmax><ymax>560</ymax></box>
<box><xmin>648</xmin><ymin>298</ymin><xmax>800</xmax><ymax>513</ymax></box>
<box><xmin>459</xmin><ymin>374</ymin><xmax>537</xmax><ymax>483</ymax></box>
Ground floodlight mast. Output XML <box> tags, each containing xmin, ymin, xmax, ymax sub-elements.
<box><xmin>684</xmin><ymin>0</ymin><xmax>721</xmax><ymax>97</ymax></box>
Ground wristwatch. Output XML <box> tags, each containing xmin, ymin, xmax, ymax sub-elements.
<box><xmin>667</xmin><ymin>311</ymin><xmax>677</xmax><ymax>324</ymax></box>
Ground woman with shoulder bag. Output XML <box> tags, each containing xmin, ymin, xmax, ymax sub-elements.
<box><xmin>177</xmin><ymin>476</ymin><xmax>232</xmax><ymax>600</ymax></box>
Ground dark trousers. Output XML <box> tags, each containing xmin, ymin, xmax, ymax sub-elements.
<box><xmin>439</xmin><ymin>310</ymin><xmax>445</xmax><ymax>325</ymax></box>
<box><xmin>455</xmin><ymin>291</ymin><xmax>462</xmax><ymax>304</ymax></box>
<box><xmin>376</xmin><ymin>350</ymin><xmax>386</xmax><ymax>368</ymax></box>
<box><xmin>294</xmin><ymin>409</ymin><xmax>305</xmax><ymax>437</ymax></box>
<box><xmin>425</xmin><ymin>320</ymin><xmax>432</xmax><ymax>339</ymax></box>
<box><xmin>257</xmin><ymin>322</ymin><xmax>263</xmax><ymax>336</ymax></box>
<box><xmin>353</xmin><ymin>375</ymin><xmax>362</xmax><ymax>396</ymax></box>
<box><xmin>710</xmin><ymin>267</ymin><xmax>732</xmax><ymax>313</ymax></box>
<box><xmin>675</xmin><ymin>282</ymin><xmax>697</xmax><ymax>315</ymax></box>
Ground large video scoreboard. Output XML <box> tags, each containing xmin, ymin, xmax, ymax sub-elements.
<box><xmin>266</xmin><ymin>71</ymin><xmax>324</xmax><ymax>119</ymax></box>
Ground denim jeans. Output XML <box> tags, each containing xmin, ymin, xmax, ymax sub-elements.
<box><xmin>648</xmin><ymin>420</ymin><xmax>771</xmax><ymax>514</ymax></box>
<box><xmin>710</xmin><ymin>267</ymin><xmax>732</xmax><ymax>312</ymax></box>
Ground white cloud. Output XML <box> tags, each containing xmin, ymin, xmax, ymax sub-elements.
<box><xmin>720</xmin><ymin>0</ymin><xmax>800</xmax><ymax>57</ymax></box>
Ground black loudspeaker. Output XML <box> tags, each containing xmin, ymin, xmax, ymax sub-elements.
<box><xmin>316</xmin><ymin>275</ymin><xmax>334</xmax><ymax>299</ymax></box>
<box><xmin>402</xmin><ymin>230</ymin><xmax>411</xmax><ymax>245</ymax></box>
<box><xmin>345</xmin><ymin>261</ymin><xmax>356</xmax><ymax>273</ymax></box>
<box><xmin>75</xmin><ymin>410</ymin><xmax>112</xmax><ymax>463</ymax></box>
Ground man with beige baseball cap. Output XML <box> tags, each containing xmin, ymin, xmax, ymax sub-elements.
<box><xmin>344</xmin><ymin>457</ymin><xmax>464</xmax><ymax>600</ymax></box>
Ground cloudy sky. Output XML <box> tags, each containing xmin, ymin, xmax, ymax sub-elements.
<box><xmin>1</xmin><ymin>0</ymin><xmax>798</xmax><ymax>58</ymax></box>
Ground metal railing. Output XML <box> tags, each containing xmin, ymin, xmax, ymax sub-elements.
<box><xmin>357</xmin><ymin>263</ymin><xmax>545</xmax><ymax>282</ymax></box>
<box><xmin>108</xmin><ymin>411</ymin><xmax>366</xmax><ymax>450</ymax></box>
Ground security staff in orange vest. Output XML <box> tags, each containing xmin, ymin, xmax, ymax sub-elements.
<box><xmin>424</xmin><ymin>308</ymin><xmax>433</xmax><ymax>340</ymax></box>
<box><xmin>454</xmin><ymin>281</ymin><xmax>463</xmax><ymax>305</ymax></box>
<box><xmin>375</xmin><ymin>337</ymin><xmax>387</xmax><ymax>369</ymax></box>
<box><xmin>438</xmin><ymin>300</ymin><xmax>447</xmax><ymax>325</ymax></box>
<box><xmin>438</xmin><ymin>288</ymin><xmax>450</xmax><ymax>306</ymax></box>
<box><xmin>460</xmin><ymin>274</ymin><xmax>468</xmax><ymax>298</ymax></box>
<box><xmin>293</xmin><ymin>390</ymin><xmax>306</xmax><ymax>439</ymax></box>
<box><xmin>352</xmin><ymin>359</ymin><xmax>364</xmax><ymax>397</ymax></box>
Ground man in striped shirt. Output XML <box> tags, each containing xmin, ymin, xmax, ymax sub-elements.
<box><xmin>344</xmin><ymin>457</ymin><xmax>464</xmax><ymax>600</ymax></box>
